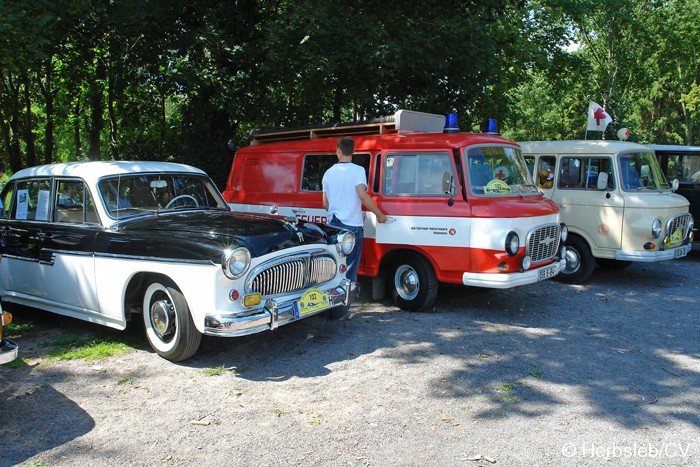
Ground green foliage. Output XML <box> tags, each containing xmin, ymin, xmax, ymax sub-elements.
<box><xmin>1</xmin><ymin>0</ymin><xmax>699</xmax><ymax>176</ymax></box>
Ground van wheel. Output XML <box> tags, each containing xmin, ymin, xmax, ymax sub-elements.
<box><xmin>389</xmin><ymin>252</ymin><xmax>438</xmax><ymax>312</ymax></box>
<box><xmin>596</xmin><ymin>258</ymin><xmax>633</xmax><ymax>270</ymax></box>
<box><xmin>143</xmin><ymin>279</ymin><xmax>202</xmax><ymax>361</ymax></box>
<box><xmin>555</xmin><ymin>236</ymin><xmax>595</xmax><ymax>284</ymax></box>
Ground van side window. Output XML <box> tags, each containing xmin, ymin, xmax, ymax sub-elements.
<box><xmin>536</xmin><ymin>156</ymin><xmax>556</xmax><ymax>189</ymax></box>
<box><xmin>559</xmin><ymin>157</ymin><xmax>614</xmax><ymax>190</ymax></box>
<box><xmin>383</xmin><ymin>152</ymin><xmax>454</xmax><ymax>196</ymax></box>
<box><xmin>301</xmin><ymin>153</ymin><xmax>371</xmax><ymax>191</ymax></box>
<box><xmin>11</xmin><ymin>179</ymin><xmax>52</xmax><ymax>221</ymax></box>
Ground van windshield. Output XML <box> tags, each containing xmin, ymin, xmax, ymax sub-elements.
<box><xmin>466</xmin><ymin>146</ymin><xmax>538</xmax><ymax>196</ymax></box>
<box><xmin>619</xmin><ymin>152</ymin><xmax>670</xmax><ymax>191</ymax></box>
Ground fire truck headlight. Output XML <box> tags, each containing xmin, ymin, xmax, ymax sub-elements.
<box><xmin>505</xmin><ymin>231</ymin><xmax>519</xmax><ymax>256</ymax></box>
<box><xmin>222</xmin><ymin>247</ymin><xmax>251</xmax><ymax>279</ymax></box>
<box><xmin>651</xmin><ymin>219</ymin><xmax>662</xmax><ymax>239</ymax></box>
<box><xmin>336</xmin><ymin>230</ymin><xmax>355</xmax><ymax>256</ymax></box>
<box><xmin>560</xmin><ymin>222</ymin><xmax>568</xmax><ymax>243</ymax></box>
<box><xmin>521</xmin><ymin>255</ymin><xmax>532</xmax><ymax>271</ymax></box>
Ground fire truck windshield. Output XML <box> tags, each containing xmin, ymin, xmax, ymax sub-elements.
<box><xmin>466</xmin><ymin>146</ymin><xmax>538</xmax><ymax>196</ymax></box>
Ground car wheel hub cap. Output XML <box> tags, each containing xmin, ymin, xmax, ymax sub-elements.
<box><xmin>395</xmin><ymin>265</ymin><xmax>419</xmax><ymax>300</ymax></box>
<box><xmin>563</xmin><ymin>248</ymin><xmax>581</xmax><ymax>274</ymax></box>
<box><xmin>151</xmin><ymin>299</ymin><xmax>174</xmax><ymax>338</ymax></box>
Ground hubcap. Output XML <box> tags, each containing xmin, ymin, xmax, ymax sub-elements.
<box><xmin>563</xmin><ymin>248</ymin><xmax>581</xmax><ymax>274</ymax></box>
<box><xmin>151</xmin><ymin>299</ymin><xmax>174</xmax><ymax>339</ymax></box>
<box><xmin>395</xmin><ymin>265</ymin><xmax>419</xmax><ymax>300</ymax></box>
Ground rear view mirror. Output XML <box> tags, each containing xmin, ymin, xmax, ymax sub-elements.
<box><xmin>597</xmin><ymin>172</ymin><xmax>609</xmax><ymax>190</ymax></box>
<box><xmin>150</xmin><ymin>180</ymin><xmax>168</xmax><ymax>189</ymax></box>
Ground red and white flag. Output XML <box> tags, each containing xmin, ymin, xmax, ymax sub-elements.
<box><xmin>587</xmin><ymin>101</ymin><xmax>612</xmax><ymax>131</ymax></box>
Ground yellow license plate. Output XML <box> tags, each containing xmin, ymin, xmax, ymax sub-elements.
<box><xmin>670</xmin><ymin>228</ymin><xmax>683</xmax><ymax>245</ymax></box>
<box><xmin>294</xmin><ymin>288</ymin><xmax>331</xmax><ymax>318</ymax></box>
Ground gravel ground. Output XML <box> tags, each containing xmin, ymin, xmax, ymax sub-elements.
<box><xmin>1</xmin><ymin>250</ymin><xmax>699</xmax><ymax>466</ymax></box>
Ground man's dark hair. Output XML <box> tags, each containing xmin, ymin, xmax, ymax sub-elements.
<box><xmin>337</xmin><ymin>137</ymin><xmax>355</xmax><ymax>156</ymax></box>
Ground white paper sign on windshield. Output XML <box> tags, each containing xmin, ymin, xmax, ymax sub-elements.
<box><xmin>37</xmin><ymin>190</ymin><xmax>50</xmax><ymax>221</ymax></box>
<box><xmin>16</xmin><ymin>189</ymin><xmax>29</xmax><ymax>219</ymax></box>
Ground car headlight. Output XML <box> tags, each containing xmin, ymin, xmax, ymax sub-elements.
<box><xmin>505</xmin><ymin>231</ymin><xmax>519</xmax><ymax>256</ymax></box>
<box><xmin>688</xmin><ymin>215</ymin><xmax>694</xmax><ymax>239</ymax></box>
<box><xmin>222</xmin><ymin>247</ymin><xmax>251</xmax><ymax>279</ymax></box>
<box><xmin>560</xmin><ymin>222</ymin><xmax>568</xmax><ymax>243</ymax></box>
<box><xmin>652</xmin><ymin>219</ymin><xmax>662</xmax><ymax>239</ymax></box>
<box><xmin>336</xmin><ymin>230</ymin><xmax>355</xmax><ymax>256</ymax></box>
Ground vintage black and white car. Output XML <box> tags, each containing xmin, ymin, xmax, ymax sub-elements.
<box><xmin>0</xmin><ymin>161</ymin><xmax>355</xmax><ymax>361</ymax></box>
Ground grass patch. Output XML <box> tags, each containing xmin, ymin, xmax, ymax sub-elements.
<box><xmin>495</xmin><ymin>382</ymin><xmax>520</xmax><ymax>393</ymax></box>
<box><xmin>116</xmin><ymin>377</ymin><xmax>134</xmax><ymax>385</ymax></box>
<box><xmin>4</xmin><ymin>320</ymin><xmax>42</xmax><ymax>337</ymax></box>
<box><xmin>47</xmin><ymin>334</ymin><xmax>133</xmax><ymax>361</ymax></box>
<box><xmin>268</xmin><ymin>407</ymin><xmax>291</xmax><ymax>417</ymax></box>
<box><xmin>202</xmin><ymin>365</ymin><xmax>238</xmax><ymax>376</ymax></box>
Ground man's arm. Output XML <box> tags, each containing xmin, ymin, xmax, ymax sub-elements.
<box><xmin>322</xmin><ymin>191</ymin><xmax>329</xmax><ymax>211</ymax></box>
<box><xmin>356</xmin><ymin>184</ymin><xmax>387</xmax><ymax>223</ymax></box>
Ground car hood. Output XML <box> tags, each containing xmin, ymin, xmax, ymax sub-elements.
<box><xmin>116</xmin><ymin>210</ymin><xmax>333</xmax><ymax>257</ymax></box>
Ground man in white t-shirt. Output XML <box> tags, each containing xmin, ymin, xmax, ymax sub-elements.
<box><xmin>323</xmin><ymin>137</ymin><xmax>387</xmax><ymax>319</ymax></box>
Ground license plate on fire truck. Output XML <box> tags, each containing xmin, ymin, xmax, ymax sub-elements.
<box><xmin>537</xmin><ymin>265</ymin><xmax>558</xmax><ymax>281</ymax></box>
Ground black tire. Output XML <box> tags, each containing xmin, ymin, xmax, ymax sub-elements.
<box><xmin>596</xmin><ymin>258</ymin><xmax>633</xmax><ymax>270</ymax></box>
<box><xmin>389</xmin><ymin>252</ymin><xmax>438</xmax><ymax>312</ymax></box>
<box><xmin>555</xmin><ymin>235</ymin><xmax>595</xmax><ymax>284</ymax></box>
<box><xmin>142</xmin><ymin>279</ymin><xmax>202</xmax><ymax>361</ymax></box>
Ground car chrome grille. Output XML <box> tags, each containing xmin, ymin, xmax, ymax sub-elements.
<box><xmin>247</xmin><ymin>251</ymin><xmax>337</xmax><ymax>296</ymax></box>
<box><xmin>526</xmin><ymin>224</ymin><xmax>561</xmax><ymax>263</ymax></box>
<box><xmin>667</xmin><ymin>214</ymin><xmax>691</xmax><ymax>240</ymax></box>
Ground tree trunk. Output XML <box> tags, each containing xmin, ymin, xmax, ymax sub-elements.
<box><xmin>22</xmin><ymin>71</ymin><xmax>36</xmax><ymax>167</ymax></box>
<box><xmin>73</xmin><ymin>98</ymin><xmax>82</xmax><ymax>160</ymax></box>
<box><xmin>38</xmin><ymin>57</ymin><xmax>55</xmax><ymax>165</ymax></box>
<box><xmin>88</xmin><ymin>58</ymin><xmax>106</xmax><ymax>160</ymax></box>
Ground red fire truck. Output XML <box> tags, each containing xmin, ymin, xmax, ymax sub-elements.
<box><xmin>223</xmin><ymin>110</ymin><xmax>567</xmax><ymax>312</ymax></box>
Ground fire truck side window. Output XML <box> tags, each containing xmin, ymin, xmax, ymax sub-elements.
<box><xmin>301</xmin><ymin>153</ymin><xmax>371</xmax><ymax>191</ymax></box>
<box><xmin>383</xmin><ymin>152</ymin><xmax>454</xmax><ymax>196</ymax></box>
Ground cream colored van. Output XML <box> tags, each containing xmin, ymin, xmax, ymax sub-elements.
<box><xmin>520</xmin><ymin>140</ymin><xmax>693</xmax><ymax>283</ymax></box>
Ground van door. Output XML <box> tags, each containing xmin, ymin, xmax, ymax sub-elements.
<box><xmin>374</xmin><ymin>151</ymin><xmax>469</xmax><ymax>248</ymax></box>
<box><xmin>551</xmin><ymin>155</ymin><xmax>623</xmax><ymax>251</ymax></box>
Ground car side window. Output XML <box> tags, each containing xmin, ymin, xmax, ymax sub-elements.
<box><xmin>1</xmin><ymin>183</ymin><xmax>14</xmax><ymax>219</ymax></box>
<box><xmin>55</xmin><ymin>180</ymin><xmax>99</xmax><ymax>224</ymax></box>
<box><xmin>12</xmin><ymin>179</ymin><xmax>52</xmax><ymax>221</ymax></box>
<box><xmin>536</xmin><ymin>156</ymin><xmax>556</xmax><ymax>189</ymax></box>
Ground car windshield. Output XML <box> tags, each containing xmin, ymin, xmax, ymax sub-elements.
<box><xmin>98</xmin><ymin>173</ymin><xmax>229</xmax><ymax>218</ymax></box>
<box><xmin>619</xmin><ymin>152</ymin><xmax>670</xmax><ymax>191</ymax></box>
<box><xmin>466</xmin><ymin>146</ymin><xmax>538</xmax><ymax>196</ymax></box>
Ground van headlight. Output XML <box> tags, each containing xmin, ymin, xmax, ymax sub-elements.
<box><xmin>560</xmin><ymin>222</ymin><xmax>568</xmax><ymax>243</ymax></box>
<box><xmin>336</xmin><ymin>230</ymin><xmax>355</xmax><ymax>256</ymax></box>
<box><xmin>505</xmin><ymin>231</ymin><xmax>519</xmax><ymax>256</ymax></box>
<box><xmin>222</xmin><ymin>247</ymin><xmax>251</xmax><ymax>279</ymax></box>
<box><xmin>652</xmin><ymin>219</ymin><xmax>662</xmax><ymax>239</ymax></box>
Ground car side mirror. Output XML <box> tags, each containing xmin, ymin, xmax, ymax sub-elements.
<box><xmin>597</xmin><ymin>172</ymin><xmax>609</xmax><ymax>190</ymax></box>
<box><xmin>442</xmin><ymin>171</ymin><xmax>455</xmax><ymax>195</ymax></box>
<box><xmin>671</xmin><ymin>179</ymin><xmax>679</xmax><ymax>192</ymax></box>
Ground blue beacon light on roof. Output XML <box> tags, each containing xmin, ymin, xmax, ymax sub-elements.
<box><xmin>444</xmin><ymin>113</ymin><xmax>460</xmax><ymax>133</ymax></box>
<box><xmin>485</xmin><ymin>118</ymin><xmax>499</xmax><ymax>135</ymax></box>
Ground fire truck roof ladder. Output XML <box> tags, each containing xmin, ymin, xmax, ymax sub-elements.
<box><xmin>249</xmin><ymin>109</ymin><xmax>446</xmax><ymax>145</ymax></box>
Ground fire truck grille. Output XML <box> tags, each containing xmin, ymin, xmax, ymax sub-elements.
<box><xmin>527</xmin><ymin>224</ymin><xmax>561</xmax><ymax>263</ymax></box>
<box><xmin>248</xmin><ymin>252</ymin><xmax>337</xmax><ymax>296</ymax></box>
<box><xmin>667</xmin><ymin>214</ymin><xmax>691</xmax><ymax>241</ymax></box>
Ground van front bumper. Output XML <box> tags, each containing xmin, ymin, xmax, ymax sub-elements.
<box><xmin>203</xmin><ymin>280</ymin><xmax>351</xmax><ymax>337</ymax></box>
<box><xmin>0</xmin><ymin>338</ymin><xmax>18</xmax><ymax>365</ymax></box>
<box><xmin>616</xmin><ymin>243</ymin><xmax>691</xmax><ymax>262</ymax></box>
<box><xmin>462</xmin><ymin>258</ymin><xmax>566</xmax><ymax>289</ymax></box>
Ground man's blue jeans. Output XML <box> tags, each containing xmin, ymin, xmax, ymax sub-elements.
<box><xmin>328</xmin><ymin>216</ymin><xmax>364</xmax><ymax>282</ymax></box>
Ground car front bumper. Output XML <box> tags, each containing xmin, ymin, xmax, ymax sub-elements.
<box><xmin>616</xmin><ymin>243</ymin><xmax>691</xmax><ymax>262</ymax></box>
<box><xmin>462</xmin><ymin>257</ymin><xmax>566</xmax><ymax>289</ymax></box>
<box><xmin>0</xmin><ymin>338</ymin><xmax>18</xmax><ymax>365</ymax></box>
<box><xmin>203</xmin><ymin>279</ymin><xmax>351</xmax><ymax>337</ymax></box>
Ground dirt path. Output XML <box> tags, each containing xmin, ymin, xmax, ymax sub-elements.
<box><xmin>1</xmin><ymin>251</ymin><xmax>699</xmax><ymax>466</ymax></box>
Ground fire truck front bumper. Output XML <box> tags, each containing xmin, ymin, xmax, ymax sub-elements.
<box><xmin>462</xmin><ymin>258</ymin><xmax>566</xmax><ymax>289</ymax></box>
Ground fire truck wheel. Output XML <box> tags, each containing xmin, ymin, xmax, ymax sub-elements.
<box><xmin>389</xmin><ymin>252</ymin><xmax>438</xmax><ymax>312</ymax></box>
<box><xmin>596</xmin><ymin>258</ymin><xmax>633</xmax><ymax>270</ymax></box>
<box><xmin>555</xmin><ymin>235</ymin><xmax>595</xmax><ymax>284</ymax></box>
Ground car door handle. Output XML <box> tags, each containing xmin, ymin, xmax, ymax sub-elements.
<box><xmin>385</xmin><ymin>216</ymin><xmax>397</xmax><ymax>223</ymax></box>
